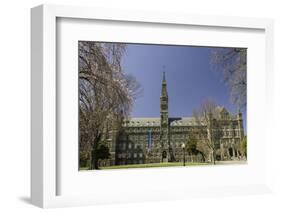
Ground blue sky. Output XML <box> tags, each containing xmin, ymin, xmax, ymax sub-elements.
<box><xmin>121</xmin><ymin>43</ymin><xmax>247</xmax><ymax>130</ymax></box>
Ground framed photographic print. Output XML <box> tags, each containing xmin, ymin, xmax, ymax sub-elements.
<box><xmin>78</xmin><ymin>42</ymin><xmax>247</xmax><ymax>171</ymax></box>
<box><xmin>31</xmin><ymin>4</ymin><xmax>274</xmax><ymax>208</ymax></box>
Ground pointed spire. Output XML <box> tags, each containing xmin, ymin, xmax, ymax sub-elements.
<box><xmin>237</xmin><ymin>107</ymin><xmax>242</xmax><ymax>120</ymax></box>
<box><xmin>238</xmin><ymin>107</ymin><xmax>241</xmax><ymax>114</ymax></box>
<box><xmin>161</xmin><ymin>70</ymin><xmax>168</xmax><ymax>98</ymax></box>
<box><xmin>162</xmin><ymin>66</ymin><xmax>166</xmax><ymax>84</ymax></box>
<box><xmin>162</xmin><ymin>71</ymin><xmax>166</xmax><ymax>83</ymax></box>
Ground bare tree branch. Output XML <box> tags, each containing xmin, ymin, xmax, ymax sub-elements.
<box><xmin>211</xmin><ymin>48</ymin><xmax>247</xmax><ymax>110</ymax></box>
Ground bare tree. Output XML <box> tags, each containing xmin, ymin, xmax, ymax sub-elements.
<box><xmin>79</xmin><ymin>41</ymin><xmax>141</xmax><ymax>169</ymax></box>
<box><xmin>211</xmin><ymin>48</ymin><xmax>247</xmax><ymax>110</ymax></box>
<box><xmin>193</xmin><ymin>99</ymin><xmax>221</xmax><ymax>165</ymax></box>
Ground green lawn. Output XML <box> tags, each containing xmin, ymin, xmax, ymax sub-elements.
<box><xmin>80</xmin><ymin>162</ymin><xmax>209</xmax><ymax>171</ymax></box>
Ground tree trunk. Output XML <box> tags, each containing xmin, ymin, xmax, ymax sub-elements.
<box><xmin>91</xmin><ymin>149</ymin><xmax>98</xmax><ymax>170</ymax></box>
<box><xmin>213</xmin><ymin>150</ymin><xmax>216</xmax><ymax>165</ymax></box>
<box><xmin>210</xmin><ymin>150</ymin><xmax>216</xmax><ymax>165</ymax></box>
<box><xmin>90</xmin><ymin>134</ymin><xmax>102</xmax><ymax>170</ymax></box>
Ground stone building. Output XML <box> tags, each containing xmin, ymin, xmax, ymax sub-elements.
<box><xmin>105</xmin><ymin>72</ymin><xmax>244</xmax><ymax>166</ymax></box>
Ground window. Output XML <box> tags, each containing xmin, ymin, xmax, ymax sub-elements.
<box><xmin>118</xmin><ymin>143</ymin><xmax>122</xmax><ymax>149</ymax></box>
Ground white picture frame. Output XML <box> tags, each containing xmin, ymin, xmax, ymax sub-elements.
<box><xmin>31</xmin><ymin>4</ymin><xmax>274</xmax><ymax>208</ymax></box>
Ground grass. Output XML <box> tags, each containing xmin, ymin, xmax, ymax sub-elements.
<box><xmin>80</xmin><ymin>162</ymin><xmax>209</xmax><ymax>171</ymax></box>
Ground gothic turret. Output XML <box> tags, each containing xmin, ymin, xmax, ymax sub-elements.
<box><xmin>237</xmin><ymin>109</ymin><xmax>244</xmax><ymax>140</ymax></box>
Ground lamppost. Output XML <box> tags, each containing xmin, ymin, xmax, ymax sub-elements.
<box><xmin>181</xmin><ymin>143</ymin><xmax>186</xmax><ymax>166</ymax></box>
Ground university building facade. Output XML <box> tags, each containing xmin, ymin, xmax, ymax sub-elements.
<box><xmin>106</xmin><ymin>72</ymin><xmax>244</xmax><ymax>166</ymax></box>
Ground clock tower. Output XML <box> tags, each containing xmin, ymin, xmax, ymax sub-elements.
<box><xmin>160</xmin><ymin>72</ymin><xmax>169</xmax><ymax>162</ymax></box>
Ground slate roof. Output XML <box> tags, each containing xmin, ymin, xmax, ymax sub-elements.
<box><xmin>123</xmin><ymin>105</ymin><xmax>237</xmax><ymax>128</ymax></box>
<box><xmin>123</xmin><ymin>117</ymin><xmax>160</xmax><ymax>127</ymax></box>
<box><xmin>123</xmin><ymin>117</ymin><xmax>204</xmax><ymax>127</ymax></box>
<box><xmin>170</xmin><ymin>117</ymin><xmax>199</xmax><ymax>126</ymax></box>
